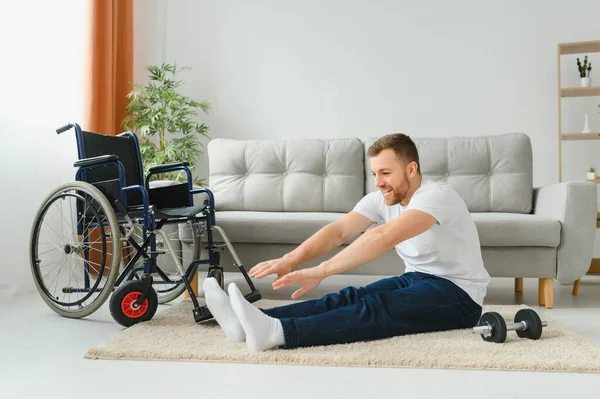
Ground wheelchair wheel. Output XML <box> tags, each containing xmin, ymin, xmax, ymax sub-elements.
<box><xmin>29</xmin><ymin>181</ymin><xmax>121</xmax><ymax>318</ymax></box>
<box><xmin>109</xmin><ymin>279</ymin><xmax>158</xmax><ymax>327</ymax></box>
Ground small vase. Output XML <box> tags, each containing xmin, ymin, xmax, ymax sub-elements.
<box><xmin>588</xmin><ymin>172</ymin><xmax>596</xmax><ymax>180</ymax></box>
<box><xmin>581</xmin><ymin>77</ymin><xmax>591</xmax><ymax>87</ymax></box>
<box><xmin>582</xmin><ymin>113</ymin><xmax>591</xmax><ymax>133</ymax></box>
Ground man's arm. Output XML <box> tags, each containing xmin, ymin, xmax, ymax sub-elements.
<box><xmin>283</xmin><ymin>211</ymin><xmax>376</xmax><ymax>268</ymax></box>
<box><xmin>316</xmin><ymin>209</ymin><xmax>438</xmax><ymax>278</ymax></box>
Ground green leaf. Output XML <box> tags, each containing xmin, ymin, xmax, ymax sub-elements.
<box><xmin>122</xmin><ymin>62</ymin><xmax>211</xmax><ymax>184</ymax></box>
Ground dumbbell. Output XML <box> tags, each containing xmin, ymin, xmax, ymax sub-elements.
<box><xmin>472</xmin><ymin>309</ymin><xmax>548</xmax><ymax>343</ymax></box>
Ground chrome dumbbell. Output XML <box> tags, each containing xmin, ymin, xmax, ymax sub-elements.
<box><xmin>472</xmin><ymin>309</ymin><xmax>548</xmax><ymax>343</ymax></box>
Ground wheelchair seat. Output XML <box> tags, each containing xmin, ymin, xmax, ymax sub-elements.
<box><xmin>127</xmin><ymin>204</ymin><xmax>207</xmax><ymax>219</ymax></box>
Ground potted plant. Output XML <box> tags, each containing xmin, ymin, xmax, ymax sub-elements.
<box><xmin>577</xmin><ymin>56</ymin><xmax>592</xmax><ymax>87</ymax></box>
<box><xmin>123</xmin><ymin>62</ymin><xmax>211</xmax><ymax>186</ymax></box>
<box><xmin>587</xmin><ymin>167</ymin><xmax>596</xmax><ymax>181</ymax></box>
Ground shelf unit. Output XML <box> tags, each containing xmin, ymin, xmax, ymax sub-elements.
<box><xmin>557</xmin><ymin>40</ymin><xmax>600</xmax><ymax>287</ymax></box>
<box><xmin>557</xmin><ymin>40</ymin><xmax>600</xmax><ymax>182</ymax></box>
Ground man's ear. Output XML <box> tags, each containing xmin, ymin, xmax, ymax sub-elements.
<box><xmin>408</xmin><ymin>161</ymin><xmax>418</xmax><ymax>177</ymax></box>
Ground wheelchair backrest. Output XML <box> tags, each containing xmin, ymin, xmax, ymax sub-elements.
<box><xmin>79</xmin><ymin>130</ymin><xmax>144</xmax><ymax>206</ymax></box>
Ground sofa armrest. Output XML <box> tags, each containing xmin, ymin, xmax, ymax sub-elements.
<box><xmin>532</xmin><ymin>181</ymin><xmax>597</xmax><ymax>284</ymax></box>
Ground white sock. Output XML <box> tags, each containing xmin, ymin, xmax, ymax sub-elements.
<box><xmin>228</xmin><ymin>282</ymin><xmax>285</xmax><ymax>352</ymax></box>
<box><xmin>203</xmin><ymin>277</ymin><xmax>245</xmax><ymax>343</ymax></box>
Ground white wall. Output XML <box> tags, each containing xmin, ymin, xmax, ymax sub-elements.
<box><xmin>0</xmin><ymin>1</ymin><xmax>87</xmax><ymax>300</ymax></box>
<box><xmin>134</xmin><ymin>0</ymin><xmax>600</xmax><ymax>254</ymax></box>
<box><xmin>134</xmin><ymin>0</ymin><xmax>600</xmax><ymax>186</ymax></box>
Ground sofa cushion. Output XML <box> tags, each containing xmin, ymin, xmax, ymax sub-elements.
<box><xmin>471</xmin><ymin>213</ymin><xmax>560</xmax><ymax>247</ymax></box>
<box><xmin>207</xmin><ymin>138</ymin><xmax>365</xmax><ymax>212</ymax></box>
<box><xmin>179</xmin><ymin>211</ymin><xmax>560</xmax><ymax>248</ymax></box>
<box><xmin>364</xmin><ymin>133</ymin><xmax>533</xmax><ymax>213</ymax></box>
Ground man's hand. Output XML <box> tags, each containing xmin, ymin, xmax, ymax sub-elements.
<box><xmin>271</xmin><ymin>266</ymin><xmax>325</xmax><ymax>299</ymax></box>
<box><xmin>249</xmin><ymin>256</ymin><xmax>295</xmax><ymax>281</ymax></box>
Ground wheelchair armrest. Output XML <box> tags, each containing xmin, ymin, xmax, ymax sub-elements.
<box><xmin>74</xmin><ymin>156</ymin><xmax>126</xmax><ymax>197</ymax></box>
<box><xmin>145</xmin><ymin>163</ymin><xmax>193</xmax><ymax>190</ymax></box>
<box><xmin>74</xmin><ymin>155</ymin><xmax>119</xmax><ymax>168</ymax></box>
<box><xmin>191</xmin><ymin>187</ymin><xmax>215</xmax><ymax>209</ymax></box>
<box><xmin>148</xmin><ymin>162</ymin><xmax>190</xmax><ymax>174</ymax></box>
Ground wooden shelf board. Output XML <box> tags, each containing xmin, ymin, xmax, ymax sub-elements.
<box><xmin>560</xmin><ymin>86</ymin><xmax>600</xmax><ymax>97</ymax></box>
<box><xmin>559</xmin><ymin>40</ymin><xmax>600</xmax><ymax>55</ymax></box>
<box><xmin>589</xmin><ymin>178</ymin><xmax>600</xmax><ymax>183</ymax></box>
<box><xmin>562</xmin><ymin>133</ymin><xmax>600</xmax><ymax>140</ymax></box>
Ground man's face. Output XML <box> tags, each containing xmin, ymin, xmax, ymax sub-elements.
<box><xmin>370</xmin><ymin>148</ymin><xmax>417</xmax><ymax>206</ymax></box>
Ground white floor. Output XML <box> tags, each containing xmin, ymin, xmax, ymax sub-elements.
<box><xmin>1</xmin><ymin>273</ymin><xmax>600</xmax><ymax>399</ymax></box>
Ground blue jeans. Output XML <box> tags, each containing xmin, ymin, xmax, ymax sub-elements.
<box><xmin>261</xmin><ymin>272</ymin><xmax>482</xmax><ymax>349</ymax></box>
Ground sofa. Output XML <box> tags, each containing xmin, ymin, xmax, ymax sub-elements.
<box><xmin>179</xmin><ymin>132</ymin><xmax>598</xmax><ymax>309</ymax></box>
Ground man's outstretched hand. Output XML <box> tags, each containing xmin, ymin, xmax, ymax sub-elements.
<box><xmin>249</xmin><ymin>257</ymin><xmax>295</xmax><ymax>280</ymax></box>
<box><xmin>271</xmin><ymin>266</ymin><xmax>325</xmax><ymax>299</ymax></box>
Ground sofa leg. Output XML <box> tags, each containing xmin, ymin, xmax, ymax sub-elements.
<box><xmin>538</xmin><ymin>278</ymin><xmax>554</xmax><ymax>309</ymax></box>
<box><xmin>572</xmin><ymin>279</ymin><xmax>581</xmax><ymax>296</ymax></box>
<box><xmin>514</xmin><ymin>278</ymin><xmax>523</xmax><ymax>293</ymax></box>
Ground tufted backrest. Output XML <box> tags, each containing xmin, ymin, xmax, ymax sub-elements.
<box><xmin>364</xmin><ymin>133</ymin><xmax>533</xmax><ymax>213</ymax></box>
<box><xmin>207</xmin><ymin>138</ymin><xmax>365</xmax><ymax>212</ymax></box>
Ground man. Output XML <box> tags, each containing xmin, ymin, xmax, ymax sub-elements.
<box><xmin>202</xmin><ymin>133</ymin><xmax>490</xmax><ymax>352</ymax></box>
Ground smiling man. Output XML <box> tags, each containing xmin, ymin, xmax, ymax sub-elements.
<box><xmin>202</xmin><ymin>133</ymin><xmax>491</xmax><ymax>352</ymax></box>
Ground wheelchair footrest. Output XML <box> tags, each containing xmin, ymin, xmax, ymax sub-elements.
<box><xmin>193</xmin><ymin>305</ymin><xmax>213</xmax><ymax>323</ymax></box>
<box><xmin>244</xmin><ymin>291</ymin><xmax>262</xmax><ymax>304</ymax></box>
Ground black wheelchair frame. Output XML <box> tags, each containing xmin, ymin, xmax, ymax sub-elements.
<box><xmin>29</xmin><ymin>123</ymin><xmax>261</xmax><ymax>327</ymax></box>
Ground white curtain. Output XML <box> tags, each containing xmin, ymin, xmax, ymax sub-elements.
<box><xmin>0</xmin><ymin>0</ymin><xmax>88</xmax><ymax>301</ymax></box>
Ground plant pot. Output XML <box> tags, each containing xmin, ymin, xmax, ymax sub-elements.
<box><xmin>581</xmin><ymin>77</ymin><xmax>591</xmax><ymax>87</ymax></box>
<box><xmin>587</xmin><ymin>172</ymin><xmax>596</xmax><ymax>180</ymax></box>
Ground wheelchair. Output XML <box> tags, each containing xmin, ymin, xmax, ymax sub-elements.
<box><xmin>29</xmin><ymin>123</ymin><xmax>261</xmax><ymax>327</ymax></box>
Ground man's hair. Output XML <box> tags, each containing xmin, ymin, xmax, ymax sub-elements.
<box><xmin>367</xmin><ymin>133</ymin><xmax>420</xmax><ymax>173</ymax></box>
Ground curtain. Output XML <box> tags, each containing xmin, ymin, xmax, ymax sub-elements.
<box><xmin>84</xmin><ymin>0</ymin><xmax>134</xmax><ymax>135</ymax></box>
<box><xmin>83</xmin><ymin>0</ymin><xmax>134</xmax><ymax>273</ymax></box>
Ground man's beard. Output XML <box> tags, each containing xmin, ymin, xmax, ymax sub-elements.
<box><xmin>386</xmin><ymin>189</ymin><xmax>403</xmax><ymax>205</ymax></box>
<box><xmin>385</xmin><ymin>184</ymin><xmax>409</xmax><ymax>205</ymax></box>
<box><xmin>384</xmin><ymin>172</ymin><xmax>412</xmax><ymax>205</ymax></box>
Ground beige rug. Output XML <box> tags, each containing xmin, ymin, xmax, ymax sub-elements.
<box><xmin>85</xmin><ymin>299</ymin><xmax>600</xmax><ymax>373</ymax></box>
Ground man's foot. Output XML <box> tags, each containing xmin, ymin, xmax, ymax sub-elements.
<box><xmin>228</xmin><ymin>283</ymin><xmax>285</xmax><ymax>352</ymax></box>
<box><xmin>203</xmin><ymin>277</ymin><xmax>245</xmax><ymax>343</ymax></box>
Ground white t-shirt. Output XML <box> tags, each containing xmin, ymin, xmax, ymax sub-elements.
<box><xmin>353</xmin><ymin>179</ymin><xmax>490</xmax><ymax>307</ymax></box>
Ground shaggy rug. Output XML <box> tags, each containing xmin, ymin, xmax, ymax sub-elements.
<box><xmin>85</xmin><ymin>299</ymin><xmax>600</xmax><ymax>373</ymax></box>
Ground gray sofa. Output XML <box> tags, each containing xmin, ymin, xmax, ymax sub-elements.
<box><xmin>180</xmin><ymin>133</ymin><xmax>597</xmax><ymax>309</ymax></box>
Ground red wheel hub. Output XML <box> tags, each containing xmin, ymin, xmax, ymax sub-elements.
<box><xmin>121</xmin><ymin>291</ymin><xmax>148</xmax><ymax>318</ymax></box>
